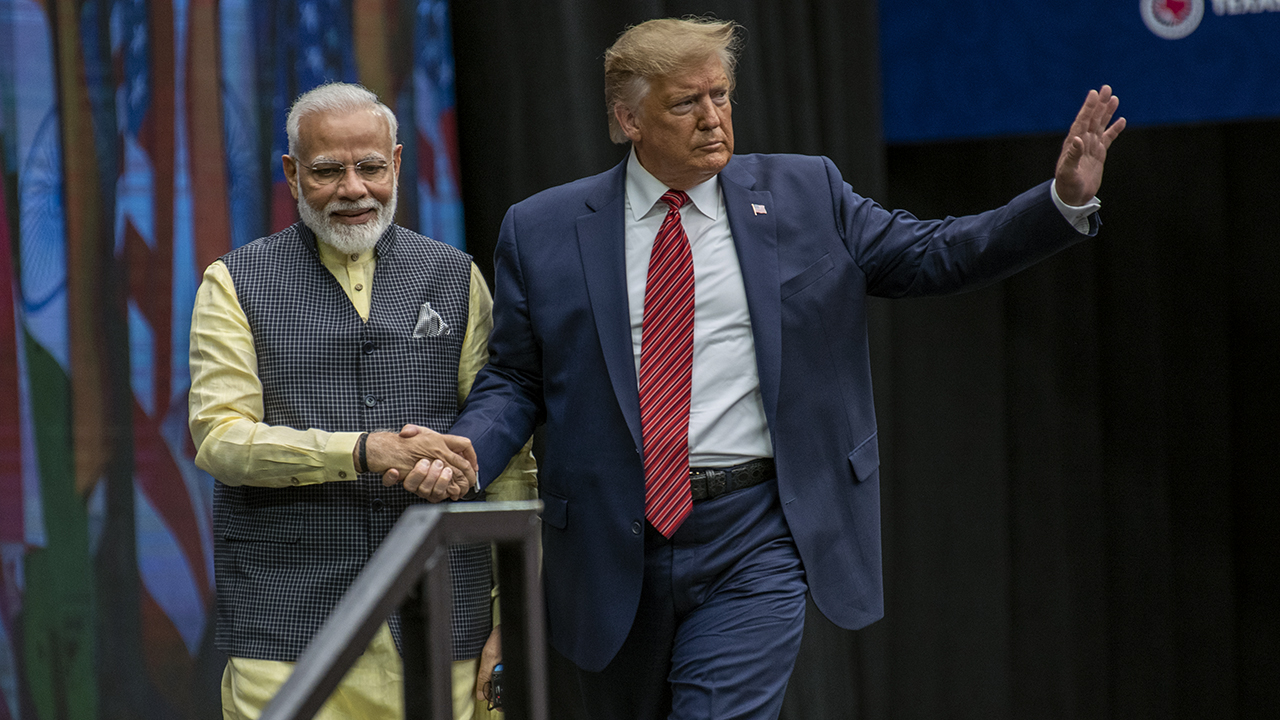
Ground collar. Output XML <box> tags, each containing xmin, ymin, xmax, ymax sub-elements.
<box><xmin>625</xmin><ymin>146</ymin><xmax>722</xmax><ymax>222</ymax></box>
<box><xmin>300</xmin><ymin>221</ymin><xmax>396</xmax><ymax>263</ymax></box>
<box><xmin>315</xmin><ymin>236</ymin><xmax>375</xmax><ymax>266</ymax></box>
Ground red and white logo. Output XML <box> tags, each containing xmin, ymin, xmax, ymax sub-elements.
<box><xmin>1141</xmin><ymin>0</ymin><xmax>1205</xmax><ymax>39</ymax></box>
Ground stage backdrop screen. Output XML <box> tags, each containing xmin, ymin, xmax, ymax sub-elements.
<box><xmin>880</xmin><ymin>0</ymin><xmax>1280</xmax><ymax>143</ymax></box>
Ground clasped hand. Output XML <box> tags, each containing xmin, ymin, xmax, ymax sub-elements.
<box><xmin>364</xmin><ymin>425</ymin><xmax>478</xmax><ymax>502</ymax></box>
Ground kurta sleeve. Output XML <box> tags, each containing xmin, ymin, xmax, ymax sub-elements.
<box><xmin>188</xmin><ymin>260</ymin><xmax>360</xmax><ymax>487</ymax></box>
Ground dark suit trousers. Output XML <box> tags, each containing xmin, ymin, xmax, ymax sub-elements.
<box><xmin>567</xmin><ymin>478</ymin><xmax>808</xmax><ymax>720</ymax></box>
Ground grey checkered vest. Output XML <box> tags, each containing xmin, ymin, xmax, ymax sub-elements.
<box><xmin>213</xmin><ymin>222</ymin><xmax>491</xmax><ymax>662</ymax></box>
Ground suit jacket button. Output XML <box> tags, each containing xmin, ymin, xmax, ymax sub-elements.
<box><xmin>631</xmin><ymin>520</ymin><xmax>641</xmax><ymax>535</ymax></box>
<box><xmin>372</xmin><ymin>498</ymin><xmax>385</xmax><ymax>511</ymax></box>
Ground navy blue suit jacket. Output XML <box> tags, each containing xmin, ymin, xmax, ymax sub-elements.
<box><xmin>451</xmin><ymin>152</ymin><xmax>1092</xmax><ymax>672</ymax></box>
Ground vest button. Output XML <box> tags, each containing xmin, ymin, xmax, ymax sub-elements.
<box><xmin>372</xmin><ymin>498</ymin><xmax>385</xmax><ymax>511</ymax></box>
<box><xmin>362</xmin><ymin>341</ymin><xmax>377</xmax><ymax>354</ymax></box>
<box><xmin>364</xmin><ymin>394</ymin><xmax>378</xmax><ymax>407</ymax></box>
<box><xmin>631</xmin><ymin>520</ymin><xmax>642</xmax><ymax>535</ymax></box>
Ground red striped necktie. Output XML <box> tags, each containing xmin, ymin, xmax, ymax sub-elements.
<box><xmin>640</xmin><ymin>189</ymin><xmax>695</xmax><ymax>538</ymax></box>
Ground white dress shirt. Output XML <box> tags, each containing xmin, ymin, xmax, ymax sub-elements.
<box><xmin>624</xmin><ymin>149</ymin><xmax>774</xmax><ymax>467</ymax></box>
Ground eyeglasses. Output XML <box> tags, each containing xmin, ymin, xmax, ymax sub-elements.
<box><xmin>293</xmin><ymin>157</ymin><xmax>391</xmax><ymax>185</ymax></box>
<box><xmin>482</xmin><ymin>678</ymin><xmax>499</xmax><ymax>711</ymax></box>
<box><xmin>482</xmin><ymin>664</ymin><xmax>504</xmax><ymax>711</ymax></box>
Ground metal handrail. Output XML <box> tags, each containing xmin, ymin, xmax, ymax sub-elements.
<box><xmin>260</xmin><ymin>500</ymin><xmax>546</xmax><ymax>720</ymax></box>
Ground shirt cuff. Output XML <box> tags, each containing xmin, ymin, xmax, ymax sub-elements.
<box><xmin>1050</xmin><ymin>179</ymin><xmax>1101</xmax><ymax>235</ymax></box>
<box><xmin>325</xmin><ymin>431</ymin><xmax>363</xmax><ymax>481</ymax></box>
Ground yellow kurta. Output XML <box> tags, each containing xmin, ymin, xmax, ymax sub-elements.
<box><xmin>190</xmin><ymin>240</ymin><xmax>536</xmax><ymax>720</ymax></box>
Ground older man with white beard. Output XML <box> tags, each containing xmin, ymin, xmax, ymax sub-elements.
<box><xmin>188</xmin><ymin>82</ymin><xmax>535</xmax><ymax>720</ymax></box>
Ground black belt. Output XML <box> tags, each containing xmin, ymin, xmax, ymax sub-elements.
<box><xmin>688</xmin><ymin>458</ymin><xmax>775</xmax><ymax>501</ymax></box>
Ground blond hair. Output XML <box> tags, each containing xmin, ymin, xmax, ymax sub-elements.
<box><xmin>603</xmin><ymin>17</ymin><xmax>742</xmax><ymax>144</ymax></box>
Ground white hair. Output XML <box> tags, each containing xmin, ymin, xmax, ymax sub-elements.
<box><xmin>286</xmin><ymin>82</ymin><xmax>398</xmax><ymax>157</ymax></box>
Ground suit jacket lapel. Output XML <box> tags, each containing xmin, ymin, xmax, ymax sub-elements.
<box><xmin>577</xmin><ymin>158</ymin><xmax>645</xmax><ymax>451</ymax></box>
<box><xmin>719</xmin><ymin>158</ymin><xmax>782</xmax><ymax>434</ymax></box>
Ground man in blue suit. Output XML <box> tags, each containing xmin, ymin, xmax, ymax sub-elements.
<box><xmin>391</xmin><ymin>16</ymin><xmax>1124</xmax><ymax>720</ymax></box>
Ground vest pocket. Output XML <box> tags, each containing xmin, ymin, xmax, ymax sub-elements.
<box><xmin>412</xmin><ymin>301</ymin><xmax>451</xmax><ymax>338</ymax></box>
<box><xmin>223</xmin><ymin>505</ymin><xmax>303</xmax><ymax>543</ymax></box>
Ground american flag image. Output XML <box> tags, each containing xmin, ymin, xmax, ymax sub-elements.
<box><xmin>0</xmin><ymin>0</ymin><xmax>468</xmax><ymax>715</ymax></box>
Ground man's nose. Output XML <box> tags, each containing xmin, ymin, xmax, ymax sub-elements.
<box><xmin>335</xmin><ymin>166</ymin><xmax>370</xmax><ymax>198</ymax></box>
<box><xmin>695</xmin><ymin>97</ymin><xmax>721</xmax><ymax>129</ymax></box>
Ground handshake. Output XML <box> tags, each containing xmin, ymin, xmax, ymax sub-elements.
<box><xmin>358</xmin><ymin>424</ymin><xmax>479</xmax><ymax>502</ymax></box>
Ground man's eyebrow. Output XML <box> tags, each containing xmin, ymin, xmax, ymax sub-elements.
<box><xmin>308</xmin><ymin>152</ymin><xmax>387</xmax><ymax>164</ymax></box>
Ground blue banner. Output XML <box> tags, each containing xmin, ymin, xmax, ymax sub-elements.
<box><xmin>880</xmin><ymin>0</ymin><xmax>1280</xmax><ymax>143</ymax></box>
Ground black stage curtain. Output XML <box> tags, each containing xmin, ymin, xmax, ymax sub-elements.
<box><xmin>451</xmin><ymin>1</ymin><xmax>1278</xmax><ymax>717</ymax></box>
<box><xmin>874</xmin><ymin>123</ymin><xmax>1279</xmax><ymax>720</ymax></box>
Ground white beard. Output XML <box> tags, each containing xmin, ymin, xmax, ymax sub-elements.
<box><xmin>299</xmin><ymin>180</ymin><xmax>398</xmax><ymax>254</ymax></box>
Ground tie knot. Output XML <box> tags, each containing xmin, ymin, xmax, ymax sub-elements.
<box><xmin>660</xmin><ymin>190</ymin><xmax>689</xmax><ymax>212</ymax></box>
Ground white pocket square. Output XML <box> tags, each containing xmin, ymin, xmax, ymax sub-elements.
<box><xmin>412</xmin><ymin>302</ymin><xmax>451</xmax><ymax>338</ymax></box>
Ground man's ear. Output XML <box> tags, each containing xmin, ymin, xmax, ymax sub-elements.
<box><xmin>392</xmin><ymin>144</ymin><xmax>403</xmax><ymax>178</ymax></box>
<box><xmin>282</xmin><ymin>154</ymin><xmax>300</xmax><ymax>200</ymax></box>
<box><xmin>615</xmin><ymin>102</ymin><xmax>642</xmax><ymax>144</ymax></box>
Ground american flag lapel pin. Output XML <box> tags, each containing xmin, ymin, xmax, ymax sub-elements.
<box><xmin>751</xmin><ymin>203</ymin><xmax>768</xmax><ymax>216</ymax></box>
